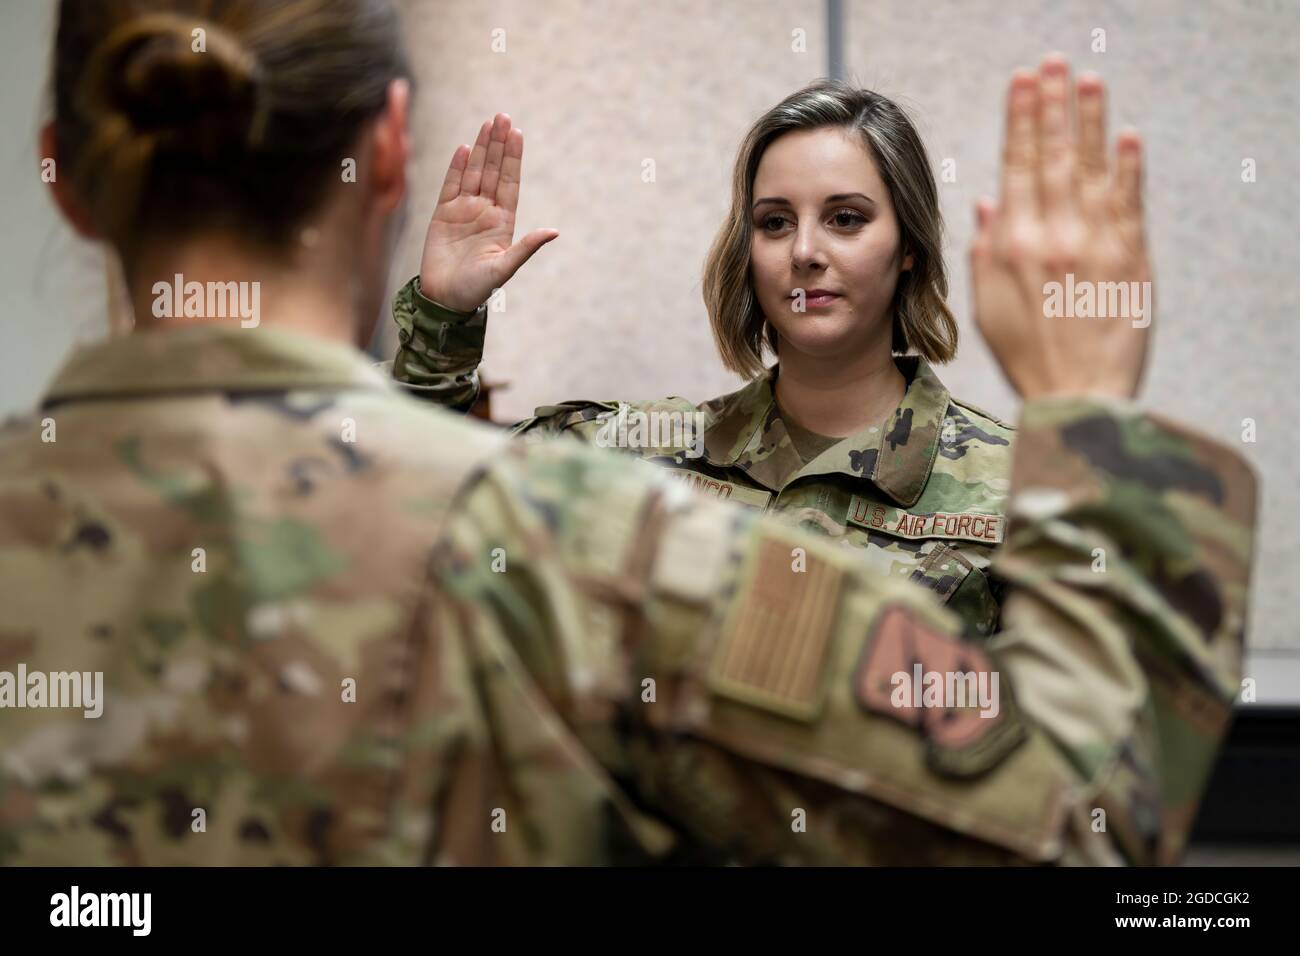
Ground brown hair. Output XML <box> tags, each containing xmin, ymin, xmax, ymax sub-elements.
<box><xmin>52</xmin><ymin>0</ymin><xmax>411</xmax><ymax>264</ymax></box>
<box><xmin>702</xmin><ymin>80</ymin><xmax>958</xmax><ymax>378</ymax></box>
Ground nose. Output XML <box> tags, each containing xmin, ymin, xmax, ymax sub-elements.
<box><xmin>791</xmin><ymin>222</ymin><xmax>827</xmax><ymax>273</ymax></box>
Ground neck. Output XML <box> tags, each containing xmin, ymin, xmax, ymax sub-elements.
<box><xmin>124</xmin><ymin>235</ymin><xmax>362</xmax><ymax>347</ymax></box>
<box><xmin>773</xmin><ymin>342</ymin><xmax>907</xmax><ymax>438</ymax></box>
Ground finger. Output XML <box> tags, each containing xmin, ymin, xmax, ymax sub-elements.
<box><xmin>479</xmin><ymin>113</ymin><xmax>512</xmax><ymax>203</ymax></box>
<box><xmin>1037</xmin><ymin>54</ymin><xmax>1075</xmax><ymax>220</ymax></box>
<box><xmin>1076</xmin><ymin>72</ymin><xmax>1107</xmax><ymax>181</ymax></box>
<box><xmin>437</xmin><ymin>144</ymin><xmax>471</xmax><ymax>204</ymax></box>
<box><xmin>1000</xmin><ymin>70</ymin><xmax>1041</xmax><ymax>219</ymax></box>
<box><xmin>1113</xmin><ymin>128</ymin><xmax>1144</xmax><ymax>217</ymax></box>
<box><xmin>497</xmin><ymin>127</ymin><xmax>526</xmax><ymax>217</ymax></box>
<box><xmin>970</xmin><ymin>197</ymin><xmax>997</xmax><ymax>264</ymax></box>
<box><xmin>496</xmin><ymin>228</ymin><xmax>559</xmax><ymax>283</ymax></box>
<box><xmin>461</xmin><ymin>120</ymin><xmax>492</xmax><ymax>196</ymax></box>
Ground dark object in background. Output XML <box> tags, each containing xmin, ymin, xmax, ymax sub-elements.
<box><xmin>468</xmin><ymin>375</ymin><xmax>509</xmax><ymax>423</ymax></box>
<box><xmin>1192</xmin><ymin>707</ymin><xmax>1300</xmax><ymax>842</ymax></box>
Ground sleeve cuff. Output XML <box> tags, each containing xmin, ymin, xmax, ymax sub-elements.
<box><xmin>409</xmin><ymin>276</ymin><xmax>487</xmax><ymax>325</ymax></box>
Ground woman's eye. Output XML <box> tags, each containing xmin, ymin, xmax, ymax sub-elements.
<box><xmin>760</xmin><ymin>214</ymin><xmax>790</xmax><ymax>232</ymax></box>
<box><xmin>831</xmin><ymin>209</ymin><xmax>868</xmax><ymax>228</ymax></box>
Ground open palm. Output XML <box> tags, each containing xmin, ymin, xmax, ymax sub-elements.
<box><xmin>418</xmin><ymin>113</ymin><xmax>557</xmax><ymax>313</ymax></box>
<box><xmin>971</xmin><ymin>56</ymin><xmax>1153</xmax><ymax>401</ymax></box>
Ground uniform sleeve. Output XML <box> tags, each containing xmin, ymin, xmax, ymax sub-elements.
<box><xmin>391</xmin><ymin>276</ymin><xmax>487</xmax><ymax>413</ymax></box>
<box><xmin>988</xmin><ymin>397</ymin><xmax>1257</xmax><ymax>864</ymax></box>
<box><xmin>434</xmin><ymin>397</ymin><xmax>1257</xmax><ymax>865</ymax></box>
<box><xmin>389</xmin><ymin>276</ymin><xmax>633</xmax><ymax>441</ymax></box>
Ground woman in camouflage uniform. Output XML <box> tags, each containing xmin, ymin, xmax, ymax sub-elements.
<box><xmin>392</xmin><ymin>81</ymin><xmax>1033</xmax><ymax>635</ymax></box>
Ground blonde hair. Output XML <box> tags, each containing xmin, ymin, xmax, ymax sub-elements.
<box><xmin>702</xmin><ymin>80</ymin><xmax>958</xmax><ymax>378</ymax></box>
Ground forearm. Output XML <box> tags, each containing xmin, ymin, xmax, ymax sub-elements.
<box><xmin>439</xmin><ymin>399</ymin><xmax>1257</xmax><ymax>865</ymax></box>
<box><xmin>444</xmin><ymin>451</ymin><xmax>1070</xmax><ymax>863</ymax></box>
<box><xmin>391</xmin><ymin>276</ymin><xmax>486</xmax><ymax>413</ymax></box>
<box><xmin>989</xmin><ymin>396</ymin><xmax>1257</xmax><ymax>864</ymax></box>
<box><xmin>662</xmin><ymin>398</ymin><xmax>1256</xmax><ymax>864</ymax></box>
<box><xmin>389</xmin><ymin>275</ymin><xmax>627</xmax><ymax>442</ymax></box>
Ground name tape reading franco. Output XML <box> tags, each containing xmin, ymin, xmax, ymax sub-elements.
<box><xmin>665</xmin><ymin>468</ymin><xmax>773</xmax><ymax>511</ymax></box>
<box><xmin>847</xmin><ymin>496</ymin><xmax>1005</xmax><ymax>545</ymax></box>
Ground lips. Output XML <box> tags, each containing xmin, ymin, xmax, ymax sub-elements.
<box><xmin>794</xmin><ymin>289</ymin><xmax>841</xmax><ymax>308</ymax></box>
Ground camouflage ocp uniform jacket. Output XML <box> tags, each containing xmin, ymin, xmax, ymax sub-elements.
<box><xmin>0</xmin><ymin>323</ymin><xmax>1258</xmax><ymax>866</ymax></box>
<box><xmin>391</xmin><ymin>277</ymin><xmax>1014</xmax><ymax>636</ymax></box>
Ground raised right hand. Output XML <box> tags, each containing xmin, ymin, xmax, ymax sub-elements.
<box><xmin>971</xmin><ymin>55</ymin><xmax>1153</xmax><ymax>401</ymax></box>
<box><xmin>418</xmin><ymin>113</ymin><xmax>558</xmax><ymax>313</ymax></box>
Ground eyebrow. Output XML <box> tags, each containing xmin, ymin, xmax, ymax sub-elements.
<box><xmin>753</xmin><ymin>192</ymin><xmax>877</xmax><ymax>210</ymax></box>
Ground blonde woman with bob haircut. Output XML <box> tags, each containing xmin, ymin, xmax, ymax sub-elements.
<box><xmin>392</xmin><ymin>61</ymin><xmax>1117</xmax><ymax>637</ymax></box>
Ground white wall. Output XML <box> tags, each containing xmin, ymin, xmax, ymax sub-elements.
<box><xmin>386</xmin><ymin>0</ymin><xmax>831</xmax><ymax>412</ymax></box>
<box><xmin>0</xmin><ymin>0</ymin><xmax>114</xmax><ymax>419</ymax></box>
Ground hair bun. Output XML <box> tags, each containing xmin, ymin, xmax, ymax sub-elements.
<box><xmin>82</xmin><ymin>13</ymin><xmax>268</xmax><ymax>158</ymax></box>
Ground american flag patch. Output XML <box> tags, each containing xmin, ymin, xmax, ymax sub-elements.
<box><xmin>707</xmin><ymin>534</ymin><xmax>846</xmax><ymax>721</ymax></box>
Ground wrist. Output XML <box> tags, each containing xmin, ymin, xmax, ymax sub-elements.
<box><xmin>413</xmin><ymin>276</ymin><xmax>484</xmax><ymax>318</ymax></box>
<box><xmin>1021</xmin><ymin>385</ymin><xmax>1137</xmax><ymax>401</ymax></box>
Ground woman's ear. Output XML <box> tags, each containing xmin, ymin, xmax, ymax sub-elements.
<box><xmin>369</xmin><ymin>78</ymin><xmax>411</xmax><ymax>214</ymax></box>
<box><xmin>41</xmin><ymin>123</ymin><xmax>99</xmax><ymax>239</ymax></box>
<box><xmin>901</xmin><ymin>245</ymin><xmax>915</xmax><ymax>272</ymax></box>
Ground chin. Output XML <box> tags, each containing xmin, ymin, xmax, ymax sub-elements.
<box><xmin>771</xmin><ymin>313</ymin><xmax>873</xmax><ymax>360</ymax></box>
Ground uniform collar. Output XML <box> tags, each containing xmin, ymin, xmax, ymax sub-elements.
<box><xmin>41</xmin><ymin>325</ymin><xmax>391</xmax><ymax>408</ymax></box>
<box><xmin>700</xmin><ymin>356</ymin><xmax>951</xmax><ymax>507</ymax></box>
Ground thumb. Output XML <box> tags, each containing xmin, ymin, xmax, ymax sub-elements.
<box><xmin>496</xmin><ymin>228</ymin><xmax>559</xmax><ymax>282</ymax></box>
